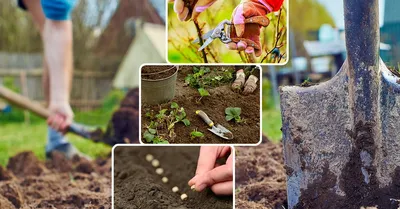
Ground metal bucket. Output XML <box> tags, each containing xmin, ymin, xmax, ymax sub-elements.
<box><xmin>141</xmin><ymin>66</ymin><xmax>178</xmax><ymax>105</ymax></box>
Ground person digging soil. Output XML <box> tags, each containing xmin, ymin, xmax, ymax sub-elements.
<box><xmin>235</xmin><ymin>135</ymin><xmax>287</xmax><ymax>209</ymax></box>
<box><xmin>0</xmin><ymin>151</ymin><xmax>111</xmax><ymax>208</ymax></box>
<box><xmin>141</xmin><ymin>66</ymin><xmax>260</xmax><ymax>144</ymax></box>
<box><xmin>114</xmin><ymin>146</ymin><xmax>233</xmax><ymax>209</ymax></box>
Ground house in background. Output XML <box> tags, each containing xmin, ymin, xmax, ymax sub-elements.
<box><xmin>381</xmin><ymin>0</ymin><xmax>400</xmax><ymax>65</ymax></box>
<box><xmin>95</xmin><ymin>0</ymin><xmax>166</xmax><ymax>90</ymax></box>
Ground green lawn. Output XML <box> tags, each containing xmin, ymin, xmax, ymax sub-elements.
<box><xmin>0</xmin><ymin>110</ymin><xmax>114</xmax><ymax>166</ymax></box>
<box><xmin>262</xmin><ymin>108</ymin><xmax>282</xmax><ymax>143</ymax></box>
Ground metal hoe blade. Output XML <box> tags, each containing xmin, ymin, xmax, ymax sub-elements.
<box><xmin>208</xmin><ymin>124</ymin><xmax>233</xmax><ymax>140</ymax></box>
<box><xmin>280</xmin><ymin>0</ymin><xmax>400</xmax><ymax>208</ymax></box>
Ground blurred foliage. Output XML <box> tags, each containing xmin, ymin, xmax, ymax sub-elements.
<box><xmin>290</xmin><ymin>0</ymin><xmax>336</xmax><ymax>57</ymax></box>
<box><xmin>168</xmin><ymin>0</ymin><xmax>288</xmax><ymax>63</ymax></box>
<box><xmin>262</xmin><ymin>77</ymin><xmax>274</xmax><ymax>110</ymax></box>
<box><xmin>0</xmin><ymin>0</ymin><xmax>118</xmax><ymax>70</ymax></box>
<box><xmin>101</xmin><ymin>89</ymin><xmax>126</xmax><ymax>111</ymax></box>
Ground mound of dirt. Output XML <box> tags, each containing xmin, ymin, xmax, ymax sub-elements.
<box><xmin>0</xmin><ymin>151</ymin><xmax>111</xmax><ymax>209</ymax></box>
<box><xmin>114</xmin><ymin>146</ymin><xmax>233</xmax><ymax>209</ymax></box>
<box><xmin>103</xmin><ymin>88</ymin><xmax>140</xmax><ymax>144</ymax></box>
<box><xmin>141</xmin><ymin>66</ymin><xmax>260</xmax><ymax>144</ymax></box>
<box><xmin>235</xmin><ymin>136</ymin><xmax>287</xmax><ymax>209</ymax></box>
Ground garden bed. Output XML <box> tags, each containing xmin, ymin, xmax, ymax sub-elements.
<box><xmin>235</xmin><ymin>136</ymin><xmax>287</xmax><ymax>209</ymax></box>
<box><xmin>141</xmin><ymin>66</ymin><xmax>260</xmax><ymax>144</ymax></box>
<box><xmin>113</xmin><ymin>146</ymin><xmax>232</xmax><ymax>209</ymax></box>
<box><xmin>0</xmin><ymin>151</ymin><xmax>111</xmax><ymax>208</ymax></box>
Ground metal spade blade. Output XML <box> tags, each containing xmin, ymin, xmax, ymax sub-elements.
<box><xmin>280</xmin><ymin>0</ymin><xmax>400</xmax><ymax>208</ymax></box>
<box><xmin>196</xmin><ymin>110</ymin><xmax>233</xmax><ymax>140</ymax></box>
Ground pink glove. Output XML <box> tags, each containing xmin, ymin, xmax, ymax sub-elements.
<box><xmin>227</xmin><ymin>0</ymin><xmax>284</xmax><ymax>57</ymax></box>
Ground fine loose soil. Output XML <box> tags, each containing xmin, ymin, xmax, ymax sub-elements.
<box><xmin>114</xmin><ymin>146</ymin><xmax>233</xmax><ymax>209</ymax></box>
<box><xmin>142</xmin><ymin>65</ymin><xmax>177</xmax><ymax>80</ymax></box>
<box><xmin>235</xmin><ymin>136</ymin><xmax>287</xmax><ymax>209</ymax></box>
<box><xmin>0</xmin><ymin>151</ymin><xmax>111</xmax><ymax>209</ymax></box>
<box><xmin>141</xmin><ymin>66</ymin><xmax>260</xmax><ymax>144</ymax></box>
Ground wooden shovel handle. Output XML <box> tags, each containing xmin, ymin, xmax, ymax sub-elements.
<box><xmin>0</xmin><ymin>86</ymin><xmax>49</xmax><ymax>118</ymax></box>
<box><xmin>196</xmin><ymin>110</ymin><xmax>214</xmax><ymax>127</ymax></box>
<box><xmin>0</xmin><ymin>86</ymin><xmax>92</xmax><ymax>139</ymax></box>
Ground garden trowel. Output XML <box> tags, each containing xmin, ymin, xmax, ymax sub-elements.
<box><xmin>280</xmin><ymin>0</ymin><xmax>400</xmax><ymax>208</ymax></box>
<box><xmin>0</xmin><ymin>86</ymin><xmax>105</xmax><ymax>144</ymax></box>
<box><xmin>196</xmin><ymin>110</ymin><xmax>233</xmax><ymax>140</ymax></box>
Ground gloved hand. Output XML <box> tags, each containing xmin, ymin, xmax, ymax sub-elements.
<box><xmin>170</xmin><ymin>0</ymin><xmax>217</xmax><ymax>21</ymax></box>
<box><xmin>226</xmin><ymin>0</ymin><xmax>284</xmax><ymax>57</ymax></box>
<box><xmin>47</xmin><ymin>102</ymin><xmax>74</xmax><ymax>134</ymax></box>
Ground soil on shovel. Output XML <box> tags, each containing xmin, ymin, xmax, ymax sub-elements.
<box><xmin>141</xmin><ymin>66</ymin><xmax>260</xmax><ymax>144</ymax></box>
<box><xmin>235</xmin><ymin>136</ymin><xmax>287</xmax><ymax>209</ymax></box>
<box><xmin>142</xmin><ymin>65</ymin><xmax>177</xmax><ymax>80</ymax></box>
<box><xmin>102</xmin><ymin>88</ymin><xmax>140</xmax><ymax>144</ymax></box>
<box><xmin>0</xmin><ymin>151</ymin><xmax>111</xmax><ymax>208</ymax></box>
<box><xmin>114</xmin><ymin>146</ymin><xmax>233</xmax><ymax>209</ymax></box>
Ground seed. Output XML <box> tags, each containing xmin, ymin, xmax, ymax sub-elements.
<box><xmin>181</xmin><ymin>193</ymin><xmax>188</xmax><ymax>200</ymax></box>
<box><xmin>172</xmin><ymin>186</ymin><xmax>179</xmax><ymax>193</ymax></box>
<box><xmin>191</xmin><ymin>185</ymin><xmax>196</xmax><ymax>191</ymax></box>
<box><xmin>152</xmin><ymin>159</ymin><xmax>160</xmax><ymax>167</ymax></box>
<box><xmin>162</xmin><ymin>177</ymin><xmax>168</xmax><ymax>183</ymax></box>
<box><xmin>156</xmin><ymin>168</ymin><xmax>164</xmax><ymax>175</ymax></box>
<box><xmin>145</xmin><ymin>154</ymin><xmax>154</xmax><ymax>162</ymax></box>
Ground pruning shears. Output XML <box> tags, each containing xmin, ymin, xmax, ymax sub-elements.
<box><xmin>192</xmin><ymin>19</ymin><xmax>233</xmax><ymax>51</ymax></box>
<box><xmin>192</xmin><ymin>17</ymin><xmax>270</xmax><ymax>51</ymax></box>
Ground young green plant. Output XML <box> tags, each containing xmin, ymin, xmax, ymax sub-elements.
<box><xmin>225</xmin><ymin>107</ymin><xmax>243</xmax><ymax>123</ymax></box>
<box><xmin>190</xmin><ymin>129</ymin><xmax>204</xmax><ymax>140</ymax></box>
<box><xmin>197</xmin><ymin>88</ymin><xmax>210</xmax><ymax>103</ymax></box>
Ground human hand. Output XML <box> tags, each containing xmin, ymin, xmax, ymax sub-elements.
<box><xmin>188</xmin><ymin>146</ymin><xmax>233</xmax><ymax>195</ymax></box>
<box><xmin>47</xmin><ymin>102</ymin><xmax>73</xmax><ymax>133</ymax></box>
<box><xmin>226</xmin><ymin>0</ymin><xmax>284</xmax><ymax>57</ymax></box>
<box><xmin>170</xmin><ymin>0</ymin><xmax>217</xmax><ymax>21</ymax></box>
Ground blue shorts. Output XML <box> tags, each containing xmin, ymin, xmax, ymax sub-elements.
<box><xmin>18</xmin><ymin>0</ymin><xmax>77</xmax><ymax>21</ymax></box>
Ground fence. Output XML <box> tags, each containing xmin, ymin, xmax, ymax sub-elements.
<box><xmin>0</xmin><ymin>69</ymin><xmax>115</xmax><ymax>111</ymax></box>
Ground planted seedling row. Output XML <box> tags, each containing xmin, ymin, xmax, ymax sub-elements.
<box><xmin>145</xmin><ymin>154</ymin><xmax>193</xmax><ymax>201</ymax></box>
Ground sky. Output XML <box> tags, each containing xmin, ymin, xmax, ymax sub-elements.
<box><xmin>317</xmin><ymin>0</ymin><xmax>386</xmax><ymax>29</ymax></box>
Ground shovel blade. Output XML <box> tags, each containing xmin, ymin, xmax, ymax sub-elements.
<box><xmin>280</xmin><ymin>60</ymin><xmax>400</xmax><ymax>208</ymax></box>
<box><xmin>208</xmin><ymin>124</ymin><xmax>233</xmax><ymax>140</ymax></box>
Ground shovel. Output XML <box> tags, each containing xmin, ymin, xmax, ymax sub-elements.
<box><xmin>280</xmin><ymin>0</ymin><xmax>400</xmax><ymax>208</ymax></box>
<box><xmin>0</xmin><ymin>86</ymin><xmax>105</xmax><ymax>143</ymax></box>
<box><xmin>196</xmin><ymin>110</ymin><xmax>233</xmax><ymax>140</ymax></box>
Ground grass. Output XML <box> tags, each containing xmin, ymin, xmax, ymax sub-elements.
<box><xmin>262</xmin><ymin>108</ymin><xmax>282</xmax><ymax>143</ymax></box>
<box><xmin>0</xmin><ymin>110</ymin><xmax>114</xmax><ymax>166</ymax></box>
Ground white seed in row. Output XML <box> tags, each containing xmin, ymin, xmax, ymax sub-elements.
<box><xmin>172</xmin><ymin>186</ymin><xmax>179</xmax><ymax>193</ymax></box>
<box><xmin>180</xmin><ymin>193</ymin><xmax>188</xmax><ymax>200</ymax></box>
<box><xmin>162</xmin><ymin>177</ymin><xmax>168</xmax><ymax>183</ymax></box>
<box><xmin>156</xmin><ymin>168</ymin><xmax>164</xmax><ymax>175</ymax></box>
<box><xmin>152</xmin><ymin>159</ymin><xmax>160</xmax><ymax>167</ymax></box>
<box><xmin>145</xmin><ymin>154</ymin><xmax>154</xmax><ymax>162</ymax></box>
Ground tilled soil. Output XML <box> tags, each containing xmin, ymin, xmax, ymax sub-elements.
<box><xmin>141</xmin><ymin>66</ymin><xmax>260</xmax><ymax>144</ymax></box>
<box><xmin>142</xmin><ymin>65</ymin><xmax>177</xmax><ymax>80</ymax></box>
<box><xmin>0</xmin><ymin>151</ymin><xmax>111</xmax><ymax>209</ymax></box>
<box><xmin>114</xmin><ymin>146</ymin><xmax>233</xmax><ymax>209</ymax></box>
<box><xmin>235</xmin><ymin>136</ymin><xmax>287</xmax><ymax>209</ymax></box>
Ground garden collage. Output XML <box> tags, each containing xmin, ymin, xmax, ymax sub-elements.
<box><xmin>1</xmin><ymin>0</ymin><xmax>400</xmax><ymax>208</ymax></box>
